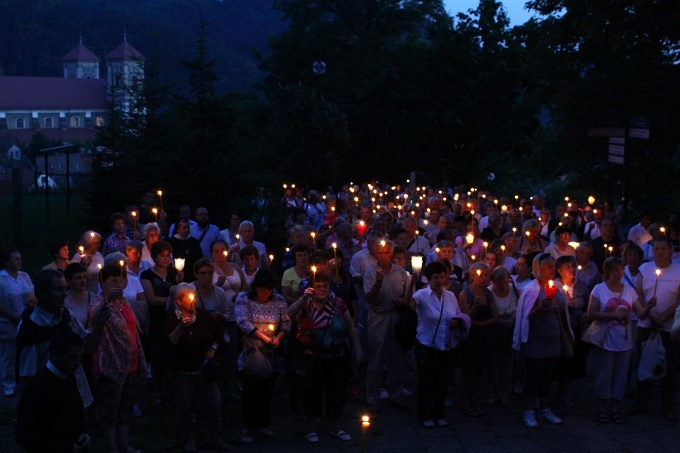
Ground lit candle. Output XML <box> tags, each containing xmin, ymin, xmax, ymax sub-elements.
<box><xmin>512</xmin><ymin>227</ymin><xmax>517</xmax><ymax>233</ymax></box>
<box><xmin>501</xmin><ymin>205</ymin><xmax>507</xmax><ymax>213</ymax></box>
<box><xmin>131</xmin><ymin>211</ymin><xmax>138</xmax><ymax>230</ymax></box>
<box><xmin>291</xmin><ymin>184</ymin><xmax>296</xmax><ymax>189</ymax></box>
<box><xmin>157</xmin><ymin>190</ymin><xmax>163</xmax><ymax>211</ymax></box>
<box><xmin>311</xmin><ymin>265</ymin><xmax>317</xmax><ymax>284</ymax></box>
<box><xmin>235</xmin><ymin>234</ymin><xmax>240</xmax><ymax>242</ymax></box>
<box><xmin>332</xmin><ymin>242</ymin><xmax>338</xmax><ymax>260</ymax></box>
<box><xmin>525</xmin><ymin>231</ymin><xmax>531</xmax><ymax>237</ymax></box>
<box><xmin>119</xmin><ymin>259</ymin><xmax>125</xmax><ymax>267</ymax></box>
<box><xmin>500</xmin><ymin>245</ymin><xmax>505</xmax><ymax>263</ymax></box>
<box><xmin>90</xmin><ymin>232</ymin><xmax>95</xmax><ymax>239</ymax></box>
<box><xmin>466</xmin><ymin>233</ymin><xmax>474</xmax><ymax>245</ymax></box>
<box><xmin>268</xmin><ymin>324</ymin><xmax>275</xmax><ymax>332</ymax></box>
<box><xmin>78</xmin><ymin>245</ymin><xmax>85</xmax><ymax>257</ymax></box>
<box><xmin>654</xmin><ymin>268</ymin><xmax>661</xmax><ymax>298</ymax></box>
<box><xmin>380</xmin><ymin>240</ymin><xmax>386</xmax><ymax>248</ymax></box>
<box><xmin>362</xmin><ymin>414</ymin><xmax>370</xmax><ymax>429</ymax></box>
<box><xmin>660</xmin><ymin>226</ymin><xmax>666</xmax><ymax>234</ymax></box>
<box><xmin>411</xmin><ymin>256</ymin><xmax>423</xmax><ymax>274</ymax></box>
<box><xmin>588</xmin><ymin>195</ymin><xmax>595</xmax><ymax>205</ymax></box>
<box><xmin>283</xmin><ymin>183</ymin><xmax>287</xmax><ymax>189</ymax></box>
<box><xmin>476</xmin><ymin>269</ymin><xmax>481</xmax><ymax>277</ymax></box>
<box><xmin>223</xmin><ymin>250</ymin><xmax>228</xmax><ymax>258</ymax></box>
<box><xmin>545</xmin><ymin>280</ymin><xmax>557</xmax><ymax>298</ymax></box>
<box><xmin>483</xmin><ymin>241</ymin><xmax>488</xmax><ymax>254</ymax></box>
<box><xmin>174</xmin><ymin>258</ymin><xmax>185</xmax><ymax>271</ymax></box>
<box><xmin>97</xmin><ymin>263</ymin><xmax>102</xmax><ymax>270</ymax></box>
<box><xmin>435</xmin><ymin>247</ymin><xmax>440</xmax><ymax>255</ymax></box>
<box><xmin>189</xmin><ymin>293</ymin><xmax>194</xmax><ymax>302</ymax></box>
<box><xmin>269</xmin><ymin>254</ymin><xmax>274</xmax><ymax>262</ymax></box>
<box><xmin>152</xmin><ymin>207</ymin><xmax>158</xmax><ymax>221</ymax></box>
<box><xmin>471</xmin><ymin>254</ymin><xmax>476</xmax><ymax>262</ymax></box>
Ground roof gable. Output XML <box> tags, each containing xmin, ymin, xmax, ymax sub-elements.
<box><xmin>62</xmin><ymin>44</ymin><xmax>99</xmax><ymax>62</ymax></box>
<box><xmin>106</xmin><ymin>41</ymin><xmax>144</xmax><ymax>61</ymax></box>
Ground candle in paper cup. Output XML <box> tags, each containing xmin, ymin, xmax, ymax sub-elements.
<box><xmin>174</xmin><ymin>258</ymin><xmax>185</xmax><ymax>271</ymax></box>
<box><xmin>411</xmin><ymin>256</ymin><xmax>423</xmax><ymax>274</ymax></box>
<box><xmin>465</xmin><ymin>233</ymin><xmax>474</xmax><ymax>245</ymax></box>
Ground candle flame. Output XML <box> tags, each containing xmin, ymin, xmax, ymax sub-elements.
<box><xmin>268</xmin><ymin>324</ymin><xmax>275</xmax><ymax>331</ymax></box>
<box><xmin>362</xmin><ymin>415</ymin><xmax>370</xmax><ymax>423</ymax></box>
<box><xmin>131</xmin><ymin>211</ymin><xmax>137</xmax><ymax>217</ymax></box>
<box><xmin>380</xmin><ymin>240</ymin><xmax>386</xmax><ymax>247</ymax></box>
<box><xmin>501</xmin><ymin>245</ymin><xmax>506</xmax><ymax>251</ymax></box>
<box><xmin>97</xmin><ymin>264</ymin><xmax>102</xmax><ymax>270</ymax></box>
<box><xmin>189</xmin><ymin>293</ymin><xmax>194</xmax><ymax>302</ymax></box>
<box><xmin>119</xmin><ymin>260</ymin><xmax>125</xmax><ymax>267</ymax></box>
<box><xmin>471</xmin><ymin>255</ymin><xmax>476</xmax><ymax>261</ymax></box>
<box><xmin>548</xmin><ymin>280</ymin><xmax>554</xmax><ymax>288</ymax></box>
<box><xmin>269</xmin><ymin>254</ymin><xmax>274</xmax><ymax>261</ymax></box>
<box><xmin>79</xmin><ymin>246</ymin><xmax>84</xmax><ymax>253</ymax></box>
<box><xmin>152</xmin><ymin>207</ymin><xmax>158</xmax><ymax>214</ymax></box>
<box><xmin>476</xmin><ymin>269</ymin><xmax>481</xmax><ymax>276</ymax></box>
<box><xmin>656</xmin><ymin>269</ymin><xmax>661</xmax><ymax>277</ymax></box>
<box><xmin>332</xmin><ymin>242</ymin><xmax>337</xmax><ymax>249</ymax></box>
<box><xmin>563</xmin><ymin>284</ymin><xmax>569</xmax><ymax>292</ymax></box>
<box><xmin>223</xmin><ymin>250</ymin><xmax>228</xmax><ymax>257</ymax></box>
<box><xmin>483</xmin><ymin>241</ymin><xmax>488</xmax><ymax>248</ymax></box>
<box><xmin>157</xmin><ymin>190</ymin><xmax>163</xmax><ymax>196</ymax></box>
<box><xmin>90</xmin><ymin>232</ymin><xmax>95</xmax><ymax>238</ymax></box>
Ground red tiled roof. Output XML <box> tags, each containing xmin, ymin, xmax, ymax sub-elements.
<box><xmin>62</xmin><ymin>44</ymin><xmax>99</xmax><ymax>62</ymax></box>
<box><xmin>0</xmin><ymin>76</ymin><xmax>108</xmax><ymax>110</ymax></box>
<box><xmin>0</xmin><ymin>128</ymin><xmax>100</xmax><ymax>143</ymax></box>
<box><xmin>106</xmin><ymin>41</ymin><xmax>144</xmax><ymax>61</ymax></box>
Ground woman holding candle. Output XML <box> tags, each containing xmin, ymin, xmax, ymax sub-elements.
<box><xmin>87</xmin><ymin>263</ymin><xmax>147</xmax><ymax>453</ymax></box>
<box><xmin>164</xmin><ymin>283</ymin><xmax>229</xmax><ymax>451</ymax></box>
<box><xmin>280</xmin><ymin>244</ymin><xmax>311</xmax><ymax>305</ymax></box>
<box><xmin>517</xmin><ymin>219</ymin><xmax>547</xmax><ymax>255</ymax></box>
<box><xmin>586</xmin><ymin>257</ymin><xmax>636</xmax><ymax>423</ymax></box>
<box><xmin>166</xmin><ymin>219</ymin><xmax>203</xmax><ymax>282</ymax></box>
<box><xmin>235</xmin><ymin>269</ymin><xmax>290</xmax><ymax>444</ymax></box>
<box><xmin>512</xmin><ymin>253</ymin><xmax>572</xmax><ymax>427</ymax></box>
<box><xmin>288</xmin><ymin>272</ymin><xmax>363</xmax><ymax>443</ymax></box>
<box><xmin>63</xmin><ymin>263</ymin><xmax>101</xmax><ymax>327</ymax></box>
<box><xmin>72</xmin><ymin>230</ymin><xmax>104</xmax><ymax>294</ymax></box>
<box><xmin>405</xmin><ymin>261</ymin><xmax>466</xmax><ymax>427</ymax></box>
<box><xmin>553</xmin><ymin>256</ymin><xmax>589</xmax><ymax>407</ymax></box>
<box><xmin>140</xmin><ymin>240</ymin><xmax>183</xmax><ymax>405</ymax></box>
<box><xmin>457</xmin><ymin>262</ymin><xmax>498</xmax><ymax>416</ymax></box>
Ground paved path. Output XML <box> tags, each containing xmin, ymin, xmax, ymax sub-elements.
<box><xmin>2</xmin><ymin>367</ymin><xmax>679</xmax><ymax>452</ymax></box>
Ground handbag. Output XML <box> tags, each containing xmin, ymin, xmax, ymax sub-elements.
<box><xmin>581</xmin><ymin>321</ymin><xmax>608</xmax><ymax>347</ymax></box>
<box><xmin>638</xmin><ymin>331</ymin><xmax>666</xmax><ymax>382</ymax></box>
<box><xmin>241</xmin><ymin>300</ymin><xmax>274</xmax><ymax>380</ymax></box>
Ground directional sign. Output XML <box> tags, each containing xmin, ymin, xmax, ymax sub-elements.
<box><xmin>609</xmin><ymin>144</ymin><xmax>624</xmax><ymax>156</ymax></box>
<box><xmin>609</xmin><ymin>154</ymin><xmax>624</xmax><ymax>164</ymax></box>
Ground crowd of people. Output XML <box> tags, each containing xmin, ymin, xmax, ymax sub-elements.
<box><xmin>2</xmin><ymin>183</ymin><xmax>680</xmax><ymax>451</ymax></box>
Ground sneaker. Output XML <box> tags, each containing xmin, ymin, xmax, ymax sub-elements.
<box><xmin>538</xmin><ymin>408</ymin><xmax>562</xmax><ymax>424</ymax></box>
<box><xmin>523</xmin><ymin>410</ymin><xmax>538</xmax><ymax>428</ymax></box>
<box><xmin>380</xmin><ymin>388</ymin><xmax>389</xmax><ymax>400</ymax></box>
<box><xmin>241</xmin><ymin>430</ymin><xmax>253</xmax><ymax>444</ymax></box>
<box><xmin>436</xmin><ymin>418</ymin><xmax>449</xmax><ymax>427</ymax></box>
<box><xmin>402</xmin><ymin>387</ymin><xmax>413</xmax><ymax>397</ymax></box>
<box><xmin>560</xmin><ymin>395</ymin><xmax>575</xmax><ymax>407</ymax></box>
<box><xmin>422</xmin><ymin>419</ymin><xmax>435</xmax><ymax>429</ymax></box>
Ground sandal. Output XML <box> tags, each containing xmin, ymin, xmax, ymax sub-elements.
<box><xmin>305</xmin><ymin>432</ymin><xmax>319</xmax><ymax>443</ymax></box>
<box><xmin>330</xmin><ymin>430</ymin><xmax>352</xmax><ymax>441</ymax></box>
<box><xmin>611</xmin><ymin>412</ymin><xmax>624</xmax><ymax>424</ymax></box>
<box><xmin>462</xmin><ymin>406</ymin><xmax>479</xmax><ymax>417</ymax></box>
<box><xmin>597</xmin><ymin>411</ymin><xmax>610</xmax><ymax>424</ymax></box>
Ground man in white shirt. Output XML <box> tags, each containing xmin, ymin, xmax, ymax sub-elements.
<box><xmin>190</xmin><ymin>207</ymin><xmax>222</xmax><ymax>258</ymax></box>
<box><xmin>627</xmin><ymin>211</ymin><xmax>653</xmax><ymax>247</ymax></box>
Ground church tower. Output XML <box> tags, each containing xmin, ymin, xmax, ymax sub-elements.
<box><xmin>62</xmin><ymin>38</ymin><xmax>100</xmax><ymax>79</ymax></box>
<box><xmin>106</xmin><ymin>34</ymin><xmax>145</xmax><ymax>111</ymax></box>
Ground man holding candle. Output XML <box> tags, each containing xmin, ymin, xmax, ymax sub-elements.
<box><xmin>631</xmin><ymin>238</ymin><xmax>680</xmax><ymax>420</ymax></box>
<box><xmin>228</xmin><ymin>221</ymin><xmax>270</xmax><ymax>269</ymax></box>
<box><xmin>363</xmin><ymin>240</ymin><xmax>414</xmax><ymax>413</ymax></box>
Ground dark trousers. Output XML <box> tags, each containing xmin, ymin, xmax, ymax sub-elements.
<box><xmin>636</xmin><ymin>327</ymin><xmax>677</xmax><ymax>409</ymax></box>
<box><xmin>240</xmin><ymin>371</ymin><xmax>278</xmax><ymax>431</ymax></box>
<box><xmin>525</xmin><ymin>356</ymin><xmax>559</xmax><ymax>399</ymax></box>
<box><xmin>415</xmin><ymin>342</ymin><xmax>453</xmax><ymax>421</ymax></box>
<box><xmin>303</xmin><ymin>354</ymin><xmax>350</xmax><ymax>421</ymax></box>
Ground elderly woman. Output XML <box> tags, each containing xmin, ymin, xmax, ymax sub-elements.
<box><xmin>458</xmin><ymin>262</ymin><xmax>498</xmax><ymax>416</ymax></box>
<box><xmin>484</xmin><ymin>266</ymin><xmax>518</xmax><ymax>406</ymax></box>
<box><xmin>586</xmin><ymin>257</ymin><xmax>637</xmax><ymax>424</ymax></box>
<box><xmin>141</xmin><ymin>223</ymin><xmax>161</xmax><ymax>263</ymax></box>
<box><xmin>0</xmin><ymin>249</ymin><xmax>35</xmax><ymax>397</ymax></box>
<box><xmin>553</xmin><ymin>255</ymin><xmax>589</xmax><ymax>407</ymax></box>
<box><xmin>164</xmin><ymin>283</ymin><xmax>228</xmax><ymax>452</ymax></box>
<box><xmin>288</xmin><ymin>273</ymin><xmax>363</xmax><ymax>443</ymax></box>
<box><xmin>405</xmin><ymin>261</ymin><xmax>465</xmax><ymax>428</ymax></box>
<box><xmin>545</xmin><ymin>226</ymin><xmax>577</xmax><ymax>260</ymax></box>
<box><xmin>87</xmin><ymin>263</ymin><xmax>147</xmax><ymax>453</ymax></box>
<box><xmin>513</xmin><ymin>253</ymin><xmax>572</xmax><ymax>427</ymax></box>
<box><xmin>166</xmin><ymin>219</ymin><xmax>203</xmax><ymax>282</ymax></box>
<box><xmin>518</xmin><ymin>219</ymin><xmax>546</xmax><ymax>255</ymax></box>
<box><xmin>235</xmin><ymin>269</ymin><xmax>290</xmax><ymax>444</ymax></box>
<box><xmin>72</xmin><ymin>230</ymin><xmax>104</xmax><ymax>294</ymax></box>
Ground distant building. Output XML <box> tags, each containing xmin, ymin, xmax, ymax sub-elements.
<box><xmin>0</xmin><ymin>37</ymin><xmax>145</xmax><ymax>143</ymax></box>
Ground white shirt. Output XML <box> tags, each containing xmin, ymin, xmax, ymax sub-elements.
<box><xmin>637</xmin><ymin>261</ymin><xmax>680</xmax><ymax>331</ymax></box>
<box><xmin>413</xmin><ymin>286</ymin><xmax>462</xmax><ymax>350</ymax></box>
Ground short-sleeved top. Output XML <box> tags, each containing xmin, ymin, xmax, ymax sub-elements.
<box><xmin>413</xmin><ymin>286</ymin><xmax>461</xmax><ymax>351</ymax></box>
<box><xmin>363</xmin><ymin>265</ymin><xmax>409</xmax><ymax>313</ymax></box>
<box><xmin>590</xmin><ymin>282</ymin><xmax>635</xmax><ymax>351</ymax></box>
<box><xmin>525</xmin><ymin>290</ymin><xmax>566</xmax><ymax>359</ymax></box>
<box><xmin>296</xmin><ymin>293</ymin><xmax>349</xmax><ymax>357</ymax></box>
<box><xmin>637</xmin><ymin>261</ymin><xmax>680</xmax><ymax>331</ymax></box>
<box><xmin>281</xmin><ymin>267</ymin><xmax>305</xmax><ymax>299</ymax></box>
